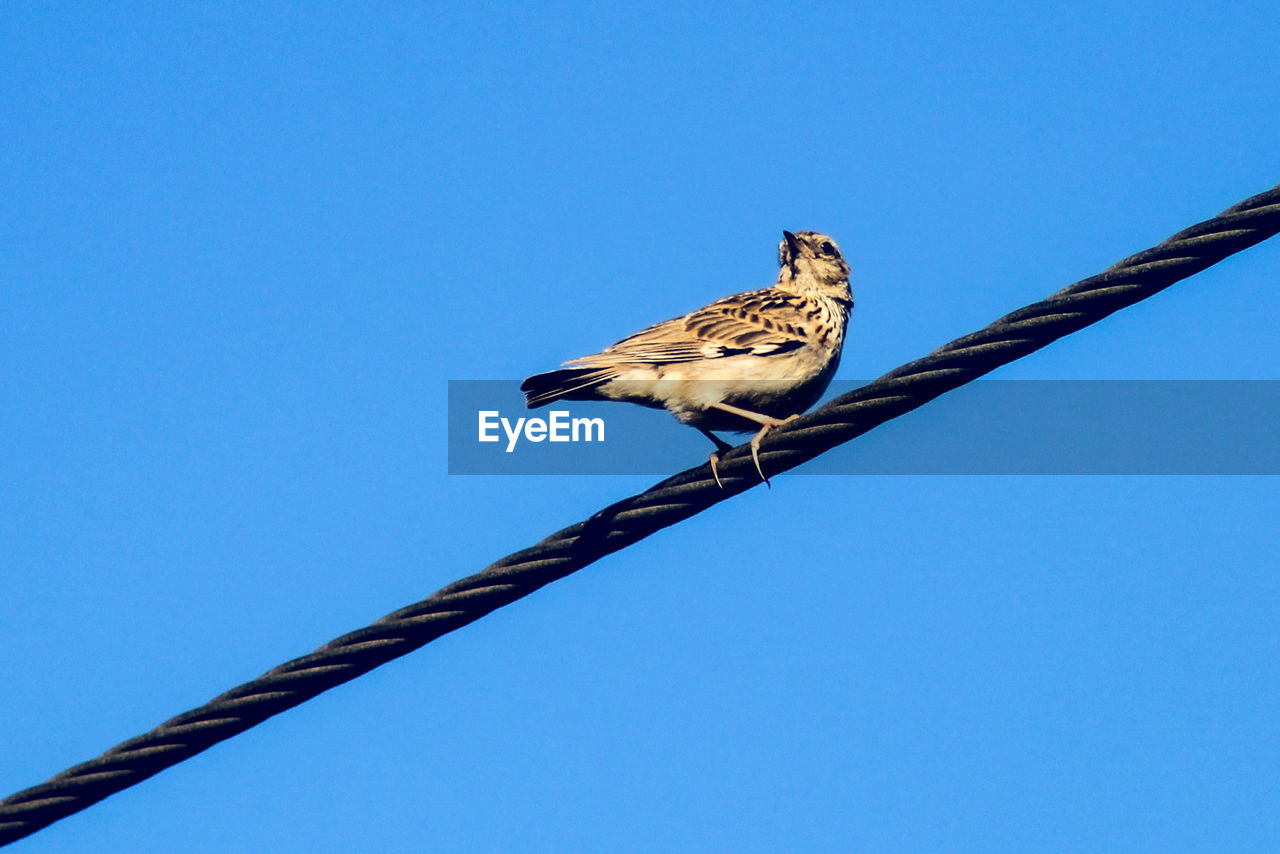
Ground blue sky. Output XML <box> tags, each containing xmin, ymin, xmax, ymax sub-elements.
<box><xmin>3</xmin><ymin>2</ymin><xmax>1279</xmax><ymax>851</ymax></box>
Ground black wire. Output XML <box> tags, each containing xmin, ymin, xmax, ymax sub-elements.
<box><xmin>3</xmin><ymin>185</ymin><xmax>1278</xmax><ymax>848</ymax></box>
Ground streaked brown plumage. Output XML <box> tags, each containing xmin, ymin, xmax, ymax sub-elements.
<box><xmin>521</xmin><ymin>230</ymin><xmax>853</xmax><ymax>485</ymax></box>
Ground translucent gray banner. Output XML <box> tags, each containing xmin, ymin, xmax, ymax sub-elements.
<box><xmin>447</xmin><ymin>381</ymin><xmax>1280</xmax><ymax>475</ymax></box>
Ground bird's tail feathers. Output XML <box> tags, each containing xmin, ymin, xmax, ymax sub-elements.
<box><xmin>520</xmin><ymin>367</ymin><xmax>615</xmax><ymax>408</ymax></box>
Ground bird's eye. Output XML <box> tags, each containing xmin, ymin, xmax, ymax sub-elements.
<box><xmin>820</xmin><ymin>241</ymin><xmax>836</xmax><ymax>256</ymax></box>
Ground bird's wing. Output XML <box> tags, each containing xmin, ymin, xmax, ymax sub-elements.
<box><xmin>566</xmin><ymin>289</ymin><xmax>811</xmax><ymax>368</ymax></box>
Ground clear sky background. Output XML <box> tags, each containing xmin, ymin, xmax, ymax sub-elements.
<box><xmin>3</xmin><ymin>3</ymin><xmax>1279</xmax><ymax>851</ymax></box>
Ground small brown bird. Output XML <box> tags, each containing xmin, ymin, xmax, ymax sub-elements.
<box><xmin>521</xmin><ymin>230</ymin><xmax>853</xmax><ymax>485</ymax></box>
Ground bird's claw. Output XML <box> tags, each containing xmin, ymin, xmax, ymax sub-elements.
<box><xmin>709</xmin><ymin>452</ymin><xmax>724</xmax><ymax>489</ymax></box>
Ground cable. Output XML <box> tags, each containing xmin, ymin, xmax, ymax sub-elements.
<box><xmin>2</xmin><ymin>184</ymin><xmax>1278</xmax><ymax>847</ymax></box>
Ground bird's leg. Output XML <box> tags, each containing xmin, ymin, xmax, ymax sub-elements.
<box><xmin>748</xmin><ymin>416</ymin><xmax>798</xmax><ymax>487</ymax></box>
<box><xmin>698</xmin><ymin>428</ymin><xmax>733</xmax><ymax>489</ymax></box>
<box><xmin>706</xmin><ymin>402</ymin><xmax>798</xmax><ymax>486</ymax></box>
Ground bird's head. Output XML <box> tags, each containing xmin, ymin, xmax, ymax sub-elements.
<box><xmin>777</xmin><ymin>231</ymin><xmax>851</xmax><ymax>295</ymax></box>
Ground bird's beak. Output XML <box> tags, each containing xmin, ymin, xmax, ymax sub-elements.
<box><xmin>782</xmin><ymin>230</ymin><xmax>800</xmax><ymax>253</ymax></box>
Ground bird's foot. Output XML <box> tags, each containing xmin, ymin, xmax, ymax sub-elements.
<box><xmin>709</xmin><ymin>452</ymin><xmax>724</xmax><ymax>489</ymax></box>
<box><xmin>749</xmin><ymin>415</ymin><xmax>798</xmax><ymax>487</ymax></box>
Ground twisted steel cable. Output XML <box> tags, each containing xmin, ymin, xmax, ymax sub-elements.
<box><xmin>3</xmin><ymin>184</ymin><xmax>1279</xmax><ymax>847</ymax></box>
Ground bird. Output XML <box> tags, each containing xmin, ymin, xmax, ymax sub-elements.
<box><xmin>521</xmin><ymin>230</ymin><xmax>853</xmax><ymax>486</ymax></box>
